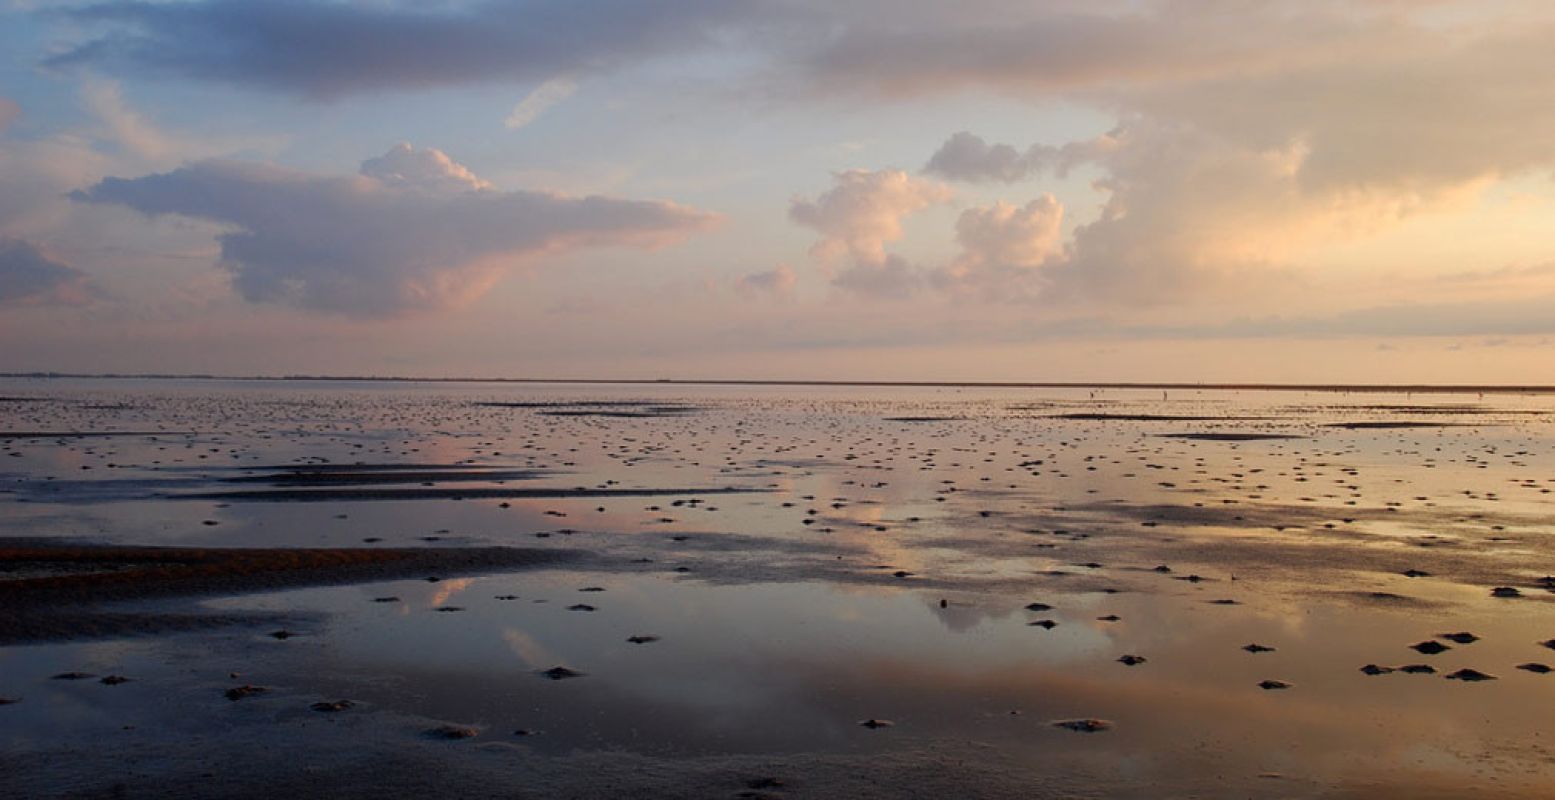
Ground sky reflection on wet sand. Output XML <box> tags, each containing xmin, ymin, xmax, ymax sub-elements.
<box><xmin>3</xmin><ymin>379</ymin><xmax>1555</xmax><ymax>797</ymax></box>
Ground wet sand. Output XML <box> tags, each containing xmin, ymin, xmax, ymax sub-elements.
<box><xmin>0</xmin><ymin>543</ymin><xmax>576</xmax><ymax>644</ymax></box>
<box><xmin>3</xmin><ymin>378</ymin><xmax>1555</xmax><ymax>798</ymax></box>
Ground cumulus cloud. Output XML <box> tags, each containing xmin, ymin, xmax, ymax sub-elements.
<box><xmin>936</xmin><ymin>196</ymin><xmax>1064</xmax><ymax>296</ymax></box>
<box><xmin>828</xmin><ymin>3</ymin><xmax>1555</xmax><ymax>306</ymax></box>
<box><xmin>788</xmin><ymin>169</ymin><xmax>949</xmax><ymax>296</ymax></box>
<box><xmin>734</xmin><ymin>264</ymin><xmax>797</xmax><ymax>298</ymax></box>
<box><xmin>47</xmin><ymin>0</ymin><xmax>747</xmax><ymax>100</ymax></box>
<box><xmin>935</xmin><ymin>121</ymin><xmax>1475</xmax><ymax>305</ymax></box>
<box><xmin>0</xmin><ymin>237</ymin><xmax>97</xmax><ymax>308</ymax></box>
<box><xmin>73</xmin><ymin>144</ymin><xmax>718</xmax><ymax>316</ymax></box>
<box><xmin>359</xmin><ymin>142</ymin><xmax>492</xmax><ymax>192</ymax></box>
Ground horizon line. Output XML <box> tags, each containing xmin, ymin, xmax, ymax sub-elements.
<box><xmin>2</xmin><ymin>372</ymin><xmax>1553</xmax><ymax>394</ymax></box>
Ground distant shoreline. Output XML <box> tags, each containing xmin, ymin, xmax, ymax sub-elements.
<box><xmin>1</xmin><ymin>373</ymin><xmax>1553</xmax><ymax>394</ymax></box>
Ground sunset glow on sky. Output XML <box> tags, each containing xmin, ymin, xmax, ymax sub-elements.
<box><xmin>3</xmin><ymin>1</ymin><xmax>1555</xmax><ymax>382</ymax></box>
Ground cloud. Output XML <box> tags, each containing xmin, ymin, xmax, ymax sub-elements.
<box><xmin>938</xmin><ymin>120</ymin><xmax>1481</xmax><ymax>305</ymax></box>
<box><xmin>47</xmin><ymin>0</ymin><xmax>747</xmax><ymax>100</ymax></box>
<box><xmin>820</xmin><ymin>4</ymin><xmax>1555</xmax><ymax>306</ymax></box>
<box><xmin>359</xmin><ymin>142</ymin><xmax>492</xmax><ymax>192</ymax></box>
<box><xmin>788</xmin><ymin>169</ymin><xmax>949</xmax><ymax>296</ymax></box>
<box><xmin>936</xmin><ymin>196</ymin><xmax>1064</xmax><ymax>296</ymax></box>
<box><xmin>0</xmin><ymin>136</ymin><xmax>110</xmax><ymax>236</ymax></box>
<box><xmin>77</xmin><ymin>79</ymin><xmax>285</xmax><ymax>165</ymax></box>
<box><xmin>505</xmin><ymin>77</ymin><xmax>578</xmax><ymax>130</ymax></box>
<box><xmin>831</xmin><ymin>255</ymin><xmax>920</xmax><ymax>299</ymax></box>
<box><xmin>735</xmin><ymin>264</ymin><xmax>797</xmax><ymax>298</ymax></box>
<box><xmin>924</xmin><ymin>130</ymin><xmax>1117</xmax><ymax>184</ymax></box>
<box><xmin>924</xmin><ymin>132</ymin><xmax>1046</xmax><ymax>183</ymax></box>
<box><xmin>73</xmin><ymin>144</ymin><xmax>719</xmax><ymax>316</ymax></box>
<box><xmin>795</xmin><ymin>3</ymin><xmax>1412</xmax><ymax>100</ymax></box>
<box><xmin>0</xmin><ymin>236</ymin><xmax>97</xmax><ymax>308</ymax></box>
<box><xmin>0</xmin><ymin>98</ymin><xmax>18</xmax><ymax>133</ymax></box>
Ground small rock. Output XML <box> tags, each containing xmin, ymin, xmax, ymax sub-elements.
<box><xmin>372</xmin><ymin>596</ymin><xmax>400</xmax><ymax>603</ymax></box>
<box><xmin>1242</xmin><ymin>644</ymin><xmax>1276</xmax><ymax>653</ymax></box>
<box><xmin>1117</xmin><ymin>655</ymin><xmax>1147</xmax><ymax>666</ymax></box>
<box><xmin>268</xmin><ymin>630</ymin><xmax>297</xmax><ymax>640</ymax></box>
<box><xmin>1258</xmin><ymin>680</ymin><xmax>1291</xmax><ymax>690</ymax></box>
<box><xmin>99</xmin><ymin>675</ymin><xmax>131</xmax><ymax>686</ymax></box>
<box><xmin>1052</xmin><ymin>718</ymin><xmax>1112</xmax><ymax>733</ymax></box>
<box><xmin>1028</xmin><ymin>619</ymin><xmax>1058</xmax><ymax>629</ymax></box>
<box><xmin>225</xmin><ymin>685</ymin><xmax>267</xmax><ymax>701</ymax></box>
<box><xmin>1437</xmin><ymin>632</ymin><xmax>1479</xmax><ymax>644</ymax></box>
<box><xmin>567</xmin><ymin>604</ymin><xmax>596</xmax><ymax>612</ymax></box>
<box><xmin>1024</xmin><ymin>602</ymin><xmax>1053</xmax><ymax>611</ymax></box>
<box><xmin>539</xmin><ymin>666</ymin><xmax>584</xmax><ymax>680</ymax></box>
<box><xmin>1516</xmin><ymin>663</ymin><xmax>1553</xmax><ymax>674</ymax></box>
<box><xmin>1359</xmin><ymin>664</ymin><xmax>1394</xmax><ymax>676</ymax></box>
<box><xmin>1410</xmin><ymin>640</ymin><xmax>1450</xmax><ymax>655</ymax></box>
<box><xmin>626</xmin><ymin>635</ymin><xmax>660</xmax><ymax>644</ymax></box>
<box><xmin>1491</xmin><ymin>587</ymin><xmax>1522</xmax><ymax>598</ymax></box>
<box><xmin>311</xmin><ymin>700</ymin><xmax>355</xmax><ymax>713</ymax></box>
<box><xmin>425</xmin><ymin>725</ymin><xmax>479</xmax><ymax>740</ymax></box>
<box><xmin>859</xmin><ymin>718</ymin><xmax>894</xmax><ymax>729</ymax></box>
<box><xmin>51</xmin><ymin>672</ymin><xmax>95</xmax><ymax>681</ymax></box>
<box><xmin>1445</xmin><ymin>668</ymin><xmax>1496</xmax><ymax>682</ymax></box>
<box><xmin>1398</xmin><ymin>664</ymin><xmax>1436</xmax><ymax>675</ymax></box>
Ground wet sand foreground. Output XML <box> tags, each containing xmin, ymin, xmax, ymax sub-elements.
<box><xmin>0</xmin><ymin>543</ymin><xmax>574</xmax><ymax>644</ymax></box>
<box><xmin>3</xmin><ymin>378</ymin><xmax>1555</xmax><ymax>798</ymax></box>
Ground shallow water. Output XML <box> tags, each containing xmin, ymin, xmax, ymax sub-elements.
<box><xmin>3</xmin><ymin>378</ymin><xmax>1555</xmax><ymax>797</ymax></box>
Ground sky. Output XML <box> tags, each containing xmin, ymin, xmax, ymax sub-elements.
<box><xmin>2</xmin><ymin>0</ymin><xmax>1555</xmax><ymax>383</ymax></box>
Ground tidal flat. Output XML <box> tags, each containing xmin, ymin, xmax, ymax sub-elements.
<box><xmin>3</xmin><ymin>378</ymin><xmax>1555</xmax><ymax>798</ymax></box>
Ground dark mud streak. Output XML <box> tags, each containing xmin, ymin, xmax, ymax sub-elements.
<box><xmin>0</xmin><ymin>431</ymin><xmax>194</xmax><ymax>439</ymax></box>
<box><xmin>1156</xmin><ymin>433</ymin><xmax>1306</xmax><ymax>441</ymax></box>
<box><xmin>1052</xmin><ymin>413</ymin><xmax>1276</xmax><ymax>422</ymax></box>
<box><xmin>221</xmin><ymin>469</ymin><xmax>549</xmax><ymax>486</ymax></box>
<box><xmin>1325</xmin><ymin>422</ymin><xmax>1476</xmax><ymax>429</ymax></box>
<box><xmin>173</xmin><ymin>486</ymin><xmax>774</xmax><ymax>502</ymax></box>
<box><xmin>0</xmin><ymin>543</ymin><xmax>583</xmax><ymax>644</ymax></box>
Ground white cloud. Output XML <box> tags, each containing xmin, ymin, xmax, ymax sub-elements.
<box><xmin>505</xmin><ymin>78</ymin><xmax>578</xmax><ymax>130</ymax></box>
<box><xmin>936</xmin><ymin>196</ymin><xmax>1065</xmax><ymax>296</ymax></box>
<box><xmin>788</xmin><ymin>169</ymin><xmax>949</xmax><ymax>297</ymax></box>
<box><xmin>359</xmin><ymin>142</ymin><xmax>492</xmax><ymax>192</ymax></box>
<box><xmin>74</xmin><ymin>144</ymin><xmax>720</xmax><ymax>316</ymax></box>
